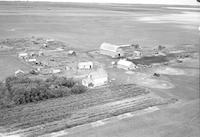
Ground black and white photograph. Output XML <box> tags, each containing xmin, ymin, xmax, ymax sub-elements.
<box><xmin>0</xmin><ymin>0</ymin><xmax>199</xmax><ymax>137</ymax></box>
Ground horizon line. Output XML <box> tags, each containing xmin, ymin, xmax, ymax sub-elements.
<box><xmin>0</xmin><ymin>0</ymin><xmax>199</xmax><ymax>6</ymax></box>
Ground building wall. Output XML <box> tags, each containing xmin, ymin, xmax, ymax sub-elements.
<box><xmin>117</xmin><ymin>64</ymin><xmax>130</xmax><ymax>70</ymax></box>
<box><xmin>78</xmin><ymin>63</ymin><xmax>93</xmax><ymax>69</ymax></box>
<box><xmin>117</xmin><ymin>64</ymin><xmax>135</xmax><ymax>70</ymax></box>
<box><xmin>93</xmin><ymin>77</ymin><xmax>108</xmax><ymax>87</ymax></box>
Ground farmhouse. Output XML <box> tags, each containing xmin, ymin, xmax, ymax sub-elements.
<box><xmin>117</xmin><ymin>59</ymin><xmax>136</xmax><ymax>70</ymax></box>
<box><xmin>100</xmin><ymin>42</ymin><xmax>124</xmax><ymax>58</ymax></box>
<box><xmin>78</xmin><ymin>61</ymin><xmax>93</xmax><ymax>70</ymax></box>
<box><xmin>82</xmin><ymin>69</ymin><xmax>108</xmax><ymax>88</ymax></box>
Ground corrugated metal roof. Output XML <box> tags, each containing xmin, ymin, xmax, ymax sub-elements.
<box><xmin>100</xmin><ymin>42</ymin><xmax>120</xmax><ymax>52</ymax></box>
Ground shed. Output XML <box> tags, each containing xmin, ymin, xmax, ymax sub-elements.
<box><xmin>82</xmin><ymin>69</ymin><xmax>108</xmax><ymax>88</ymax></box>
<box><xmin>100</xmin><ymin>42</ymin><xmax>124</xmax><ymax>58</ymax></box>
<box><xmin>15</xmin><ymin>69</ymin><xmax>25</xmax><ymax>76</ymax></box>
<box><xmin>52</xmin><ymin>69</ymin><xmax>61</xmax><ymax>74</ymax></box>
<box><xmin>78</xmin><ymin>61</ymin><xmax>93</xmax><ymax>70</ymax></box>
<box><xmin>18</xmin><ymin>53</ymin><xmax>28</xmax><ymax>59</ymax></box>
<box><xmin>27</xmin><ymin>58</ymin><xmax>37</xmax><ymax>62</ymax></box>
<box><xmin>117</xmin><ymin>59</ymin><xmax>136</xmax><ymax>70</ymax></box>
<box><xmin>68</xmin><ymin>50</ymin><xmax>76</xmax><ymax>56</ymax></box>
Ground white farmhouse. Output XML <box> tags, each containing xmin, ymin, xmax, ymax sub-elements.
<box><xmin>117</xmin><ymin>59</ymin><xmax>136</xmax><ymax>70</ymax></box>
<box><xmin>78</xmin><ymin>61</ymin><xmax>93</xmax><ymax>70</ymax></box>
<box><xmin>82</xmin><ymin>69</ymin><xmax>108</xmax><ymax>88</ymax></box>
<box><xmin>100</xmin><ymin>42</ymin><xmax>124</xmax><ymax>58</ymax></box>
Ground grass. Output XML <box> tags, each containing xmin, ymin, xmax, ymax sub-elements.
<box><xmin>0</xmin><ymin>54</ymin><xmax>32</xmax><ymax>81</ymax></box>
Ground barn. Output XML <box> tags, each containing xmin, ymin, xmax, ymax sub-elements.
<box><xmin>82</xmin><ymin>69</ymin><xmax>108</xmax><ymax>88</ymax></box>
<box><xmin>78</xmin><ymin>61</ymin><xmax>93</xmax><ymax>70</ymax></box>
<box><xmin>100</xmin><ymin>42</ymin><xmax>124</xmax><ymax>58</ymax></box>
<box><xmin>117</xmin><ymin>59</ymin><xmax>136</xmax><ymax>70</ymax></box>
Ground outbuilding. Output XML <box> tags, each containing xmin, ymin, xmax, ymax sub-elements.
<box><xmin>134</xmin><ymin>51</ymin><xmax>142</xmax><ymax>57</ymax></box>
<box><xmin>18</xmin><ymin>53</ymin><xmax>28</xmax><ymax>59</ymax></box>
<box><xmin>68</xmin><ymin>50</ymin><xmax>76</xmax><ymax>56</ymax></box>
<box><xmin>117</xmin><ymin>59</ymin><xmax>136</xmax><ymax>70</ymax></box>
<box><xmin>27</xmin><ymin>58</ymin><xmax>37</xmax><ymax>62</ymax></box>
<box><xmin>100</xmin><ymin>42</ymin><xmax>124</xmax><ymax>58</ymax></box>
<box><xmin>82</xmin><ymin>69</ymin><xmax>108</xmax><ymax>88</ymax></box>
<box><xmin>52</xmin><ymin>69</ymin><xmax>61</xmax><ymax>74</ymax></box>
<box><xmin>15</xmin><ymin>69</ymin><xmax>25</xmax><ymax>76</ymax></box>
<box><xmin>78</xmin><ymin>61</ymin><xmax>93</xmax><ymax>70</ymax></box>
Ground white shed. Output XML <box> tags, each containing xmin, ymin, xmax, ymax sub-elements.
<box><xmin>18</xmin><ymin>53</ymin><xmax>28</xmax><ymax>59</ymax></box>
<box><xmin>52</xmin><ymin>69</ymin><xmax>61</xmax><ymax>74</ymax></box>
<box><xmin>68</xmin><ymin>50</ymin><xmax>76</xmax><ymax>56</ymax></box>
<box><xmin>78</xmin><ymin>61</ymin><xmax>93</xmax><ymax>70</ymax></box>
<box><xmin>15</xmin><ymin>69</ymin><xmax>25</xmax><ymax>76</ymax></box>
<box><xmin>82</xmin><ymin>69</ymin><xmax>108</xmax><ymax>88</ymax></box>
<box><xmin>100</xmin><ymin>42</ymin><xmax>124</xmax><ymax>58</ymax></box>
<box><xmin>117</xmin><ymin>59</ymin><xmax>136</xmax><ymax>70</ymax></box>
<box><xmin>27</xmin><ymin>58</ymin><xmax>37</xmax><ymax>62</ymax></box>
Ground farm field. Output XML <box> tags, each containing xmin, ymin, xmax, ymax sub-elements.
<box><xmin>0</xmin><ymin>84</ymin><xmax>173</xmax><ymax>137</ymax></box>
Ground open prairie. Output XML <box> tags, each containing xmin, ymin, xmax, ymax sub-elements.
<box><xmin>0</xmin><ymin>2</ymin><xmax>199</xmax><ymax>137</ymax></box>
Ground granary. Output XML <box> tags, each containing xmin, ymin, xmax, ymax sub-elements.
<box><xmin>117</xmin><ymin>59</ymin><xmax>136</xmax><ymax>70</ymax></box>
<box><xmin>78</xmin><ymin>61</ymin><xmax>93</xmax><ymax>70</ymax></box>
<box><xmin>100</xmin><ymin>42</ymin><xmax>124</xmax><ymax>58</ymax></box>
<box><xmin>18</xmin><ymin>53</ymin><xmax>28</xmax><ymax>59</ymax></box>
<box><xmin>15</xmin><ymin>69</ymin><xmax>25</xmax><ymax>76</ymax></box>
<box><xmin>82</xmin><ymin>69</ymin><xmax>108</xmax><ymax>88</ymax></box>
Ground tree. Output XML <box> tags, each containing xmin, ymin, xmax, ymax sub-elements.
<box><xmin>71</xmin><ymin>85</ymin><xmax>87</xmax><ymax>94</ymax></box>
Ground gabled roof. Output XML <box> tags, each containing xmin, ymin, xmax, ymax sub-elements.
<box><xmin>100</xmin><ymin>42</ymin><xmax>120</xmax><ymax>52</ymax></box>
<box><xmin>117</xmin><ymin>59</ymin><xmax>135</xmax><ymax>67</ymax></box>
<box><xmin>18</xmin><ymin>53</ymin><xmax>28</xmax><ymax>56</ymax></box>
<box><xmin>78</xmin><ymin>61</ymin><xmax>93</xmax><ymax>66</ymax></box>
<box><xmin>15</xmin><ymin>69</ymin><xmax>25</xmax><ymax>75</ymax></box>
